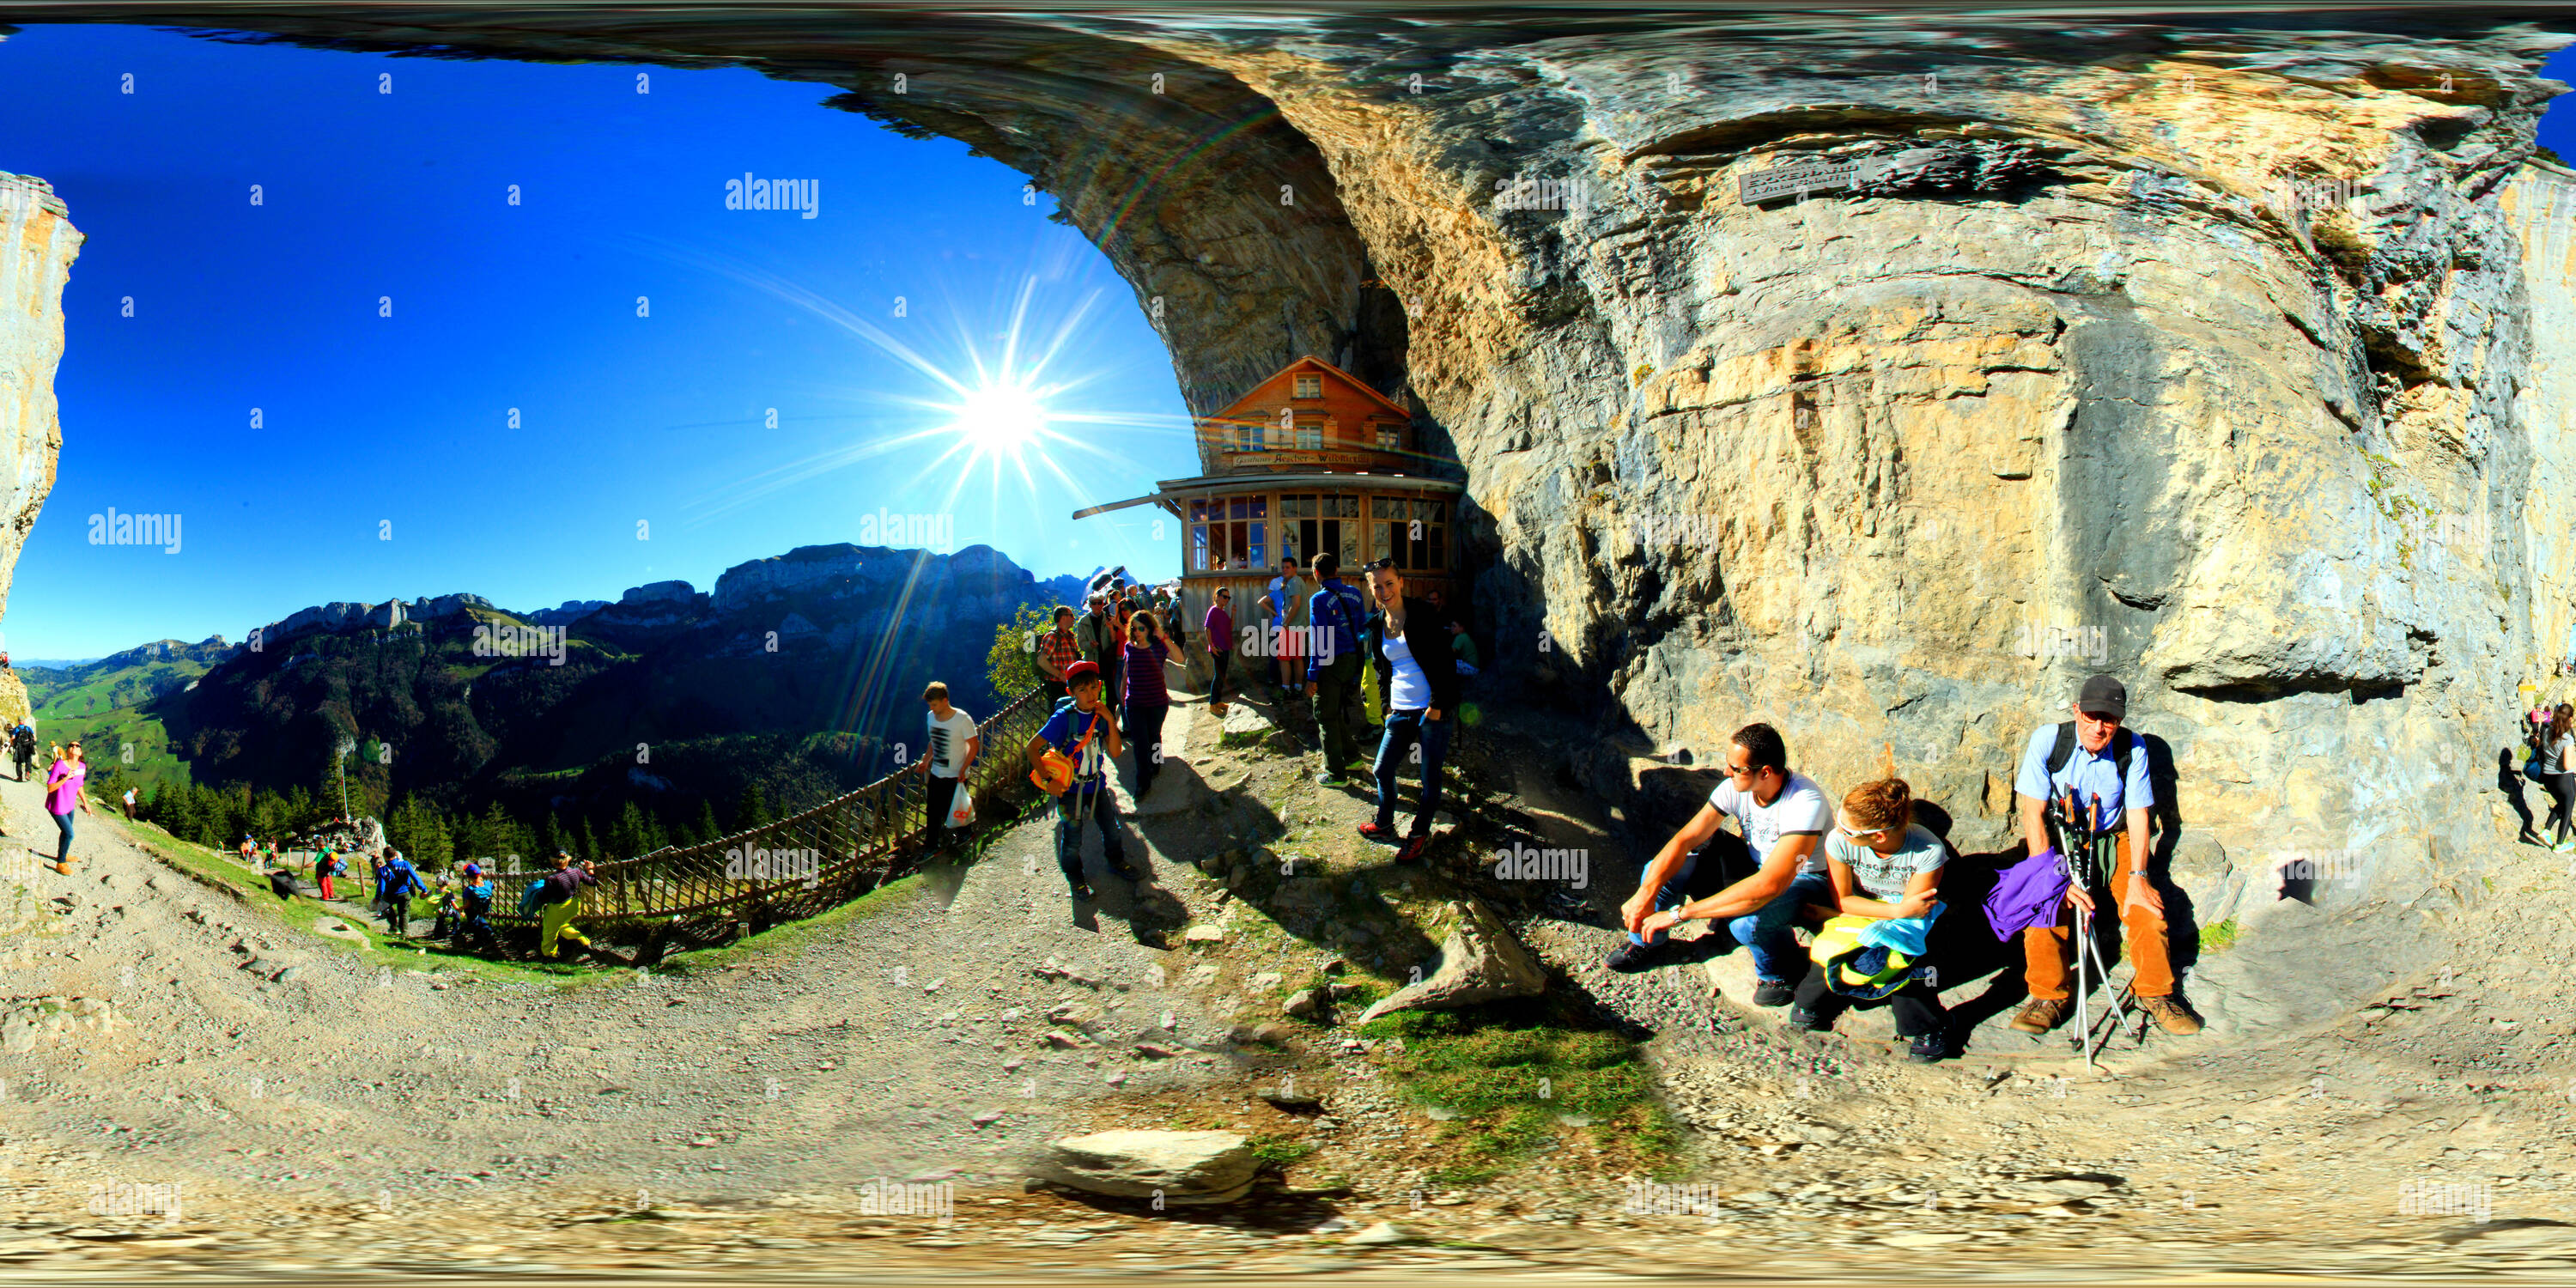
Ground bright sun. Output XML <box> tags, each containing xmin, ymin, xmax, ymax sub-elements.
<box><xmin>952</xmin><ymin>383</ymin><xmax>1048</xmax><ymax>453</ymax></box>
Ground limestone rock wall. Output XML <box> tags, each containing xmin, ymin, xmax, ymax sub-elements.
<box><xmin>14</xmin><ymin>9</ymin><xmax>2576</xmax><ymax>1019</ymax></box>
<box><xmin>0</xmin><ymin>173</ymin><xmax>77</xmax><ymax>634</ymax></box>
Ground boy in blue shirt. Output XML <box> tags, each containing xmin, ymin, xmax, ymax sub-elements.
<box><xmin>1024</xmin><ymin>660</ymin><xmax>1141</xmax><ymax>902</ymax></box>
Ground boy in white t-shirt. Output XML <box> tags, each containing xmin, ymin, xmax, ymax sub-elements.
<box><xmin>1612</xmin><ymin>722</ymin><xmax>1836</xmax><ymax>1007</ymax></box>
<box><xmin>918</xmin><ymin>681</ymin><xmax>980</xmax><ymax>854</ymax></box>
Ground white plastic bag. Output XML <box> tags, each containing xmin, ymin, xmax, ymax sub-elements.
<box><xmin>946</xmin><ymin>784</ymin><xmax>976</xmax><ymax>829</ymax></box>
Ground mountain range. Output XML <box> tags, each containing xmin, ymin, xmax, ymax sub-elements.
<box><xmin>31</xmin><ymin>543</ymin><xmax>1091</xmax><ymax>828</ymax></box>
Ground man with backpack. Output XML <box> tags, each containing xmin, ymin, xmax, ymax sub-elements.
<box><xmin>1077</xmin><ymin>593</ymin><xmax>1122</xmax><ymax>708</ymax></box>
<box><xmin>456</xmin><ymin>862</ymin><xmax>499</xmax><ymax>955</ymax></box>
<box><xmin>1304</xmin><ymin>552</ymin><xmax>1370</xmax><ymax>786</ymax></box>
<box><xmin>2009</xmin><ymin>674</ymin><xmax>2203</xmax><ymax>1036</ymax></box>
<box><xmin>1023</xmin><ymin>660</ymin><xmax>1139</xmax><ymax>903</ymax></box>
<box><xmin>1037</xmin><ymin>606</ymin><xmax>1082</xmax><ymax>707</ymax></box>
<box><xmin>313</xmin><ymin>844</ymin><xmax>343</xmax><ymax>902</ymax></box>
<box><xmin>532</xmin><ymin>850</ymin><xmax>598</xmax><ymax>959</ymax></box>
<box><xmin>375</xmin><ymin>848</ymin><xmax>428</xmax><ymax>938</ymax></box>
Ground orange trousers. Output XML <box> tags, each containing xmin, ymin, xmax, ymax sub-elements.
<box><xmin>2021</xmin><ymin>830</ymin><xmax>2175</xmax><ymax>999</ymax></box>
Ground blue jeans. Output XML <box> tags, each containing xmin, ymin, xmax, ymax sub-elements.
<box><xmin>1631</xmin><ymin>860</ymin><xmax>1836</xmax><ymax>984</ymax></box>
<box><xmin>1373</xmin><ymin>708</ymin><xmax>1450</xmax><ymax>837</ymax></box>
<box><xmin>1053</xmin><ymin>786</ymin><xmax>1127</xmax><ymax>884</ymax></box>
<box><xmin>50</xmin><ymin>810</ymin><xmax>72</xmax><ymax>865</ymax></box>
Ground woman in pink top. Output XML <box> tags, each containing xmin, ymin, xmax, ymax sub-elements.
<box><xmin>44</xmin><ymin>741</ymin><xmax>93</xmax><ymax>876</ymax></box>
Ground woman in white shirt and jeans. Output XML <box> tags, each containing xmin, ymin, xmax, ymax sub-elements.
<box><xmin>1358</xmin><ymin>560</ymin><xmax>1462</xmax><ymax>864</ymax></box>
<box><xmin>2545</xmin><ymin>704</ymin><xmax>2576</xmax><ymax>852</ymax></box>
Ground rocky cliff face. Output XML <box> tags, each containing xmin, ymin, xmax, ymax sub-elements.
<box><xmin>17</xmin><ymin>9</ymin><xmax>2576</xmax><ymax>1003</ymax></box>
<box><xmin>0</xmin><ymin>172</ymin><xmax>77</xmax><ymax>634</ymax></box>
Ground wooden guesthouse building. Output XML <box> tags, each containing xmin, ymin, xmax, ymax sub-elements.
<box><xmin>1072</xmin><ymin>355</ymin><xmax>1463</xmax><ymax>647</ymax></box>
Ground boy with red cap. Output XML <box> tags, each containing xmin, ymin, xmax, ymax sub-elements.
<box><xmin>1024</xmin><ymin>660</ymin><xmax>1141</xmax><ymax>902</ymax></box>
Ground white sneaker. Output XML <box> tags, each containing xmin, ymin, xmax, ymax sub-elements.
<box><xmin>2555</xmin><ymin>840</ymin><xmax>2576</xmax><ymax>854</ymax></box>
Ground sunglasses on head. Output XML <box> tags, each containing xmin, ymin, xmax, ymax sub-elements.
<box><xmin>1363</xmin><ymin>558</ymin><xmax>1395</xmax><ymax>573</ymax></box>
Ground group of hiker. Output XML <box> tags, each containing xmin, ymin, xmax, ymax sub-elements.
<box><xmin>252</xmin><ymin>835</ymin><xmax>600</xmax><ymax>961</ymax></box>
<box><xmin>1607</xmin><ymin>673</ymin><xmax>2202</xmax><ymax>1062</ymax></box>
<box><xmin>1012</xmin><ymin>550</ymin><xmax>1463</xmax><ymax>902</ymax></box>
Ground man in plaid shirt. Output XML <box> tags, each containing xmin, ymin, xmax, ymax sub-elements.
<box><xmin>1038</xmin><ymin>606</ymin><xmax>1082</xmax><ymax>705</ymax></box>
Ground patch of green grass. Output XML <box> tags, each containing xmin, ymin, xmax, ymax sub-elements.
<box><xmin>1360</xmin><ymin>994</ymin><xmax>1684</xmax><ymax>1182</ymax></box>
<box><xmin>2199</xmin><ymin>918</ymin><xmax>2241</xmax><ymax>954</ymax></box>
<box><xmin>1248</xmin><ymin>1135</ymin><xmax>1317</xmax><ymax>1168</ymax></box>
<box><xmin>132</xmin><ymin>828</ymin><xmax>601</xmax><ymax>988</ymax></box>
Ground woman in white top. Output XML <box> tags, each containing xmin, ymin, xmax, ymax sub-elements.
<box><xmin>2547</xmin><ymin>704</ymin><xmax>2576</xmax><ymax>852</ymax></box>
<box><xmin>1358</xmin><ymin>560</ymin><xmax>1462</xmax><ymax>863</ymax></box>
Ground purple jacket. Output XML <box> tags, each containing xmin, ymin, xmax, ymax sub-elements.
<box><xmin>1984</xmin><ymin>848</ymin><xmax>2070</xmax><ymax>940</ymax></box>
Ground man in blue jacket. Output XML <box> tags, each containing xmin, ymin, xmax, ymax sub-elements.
<box><xmin>1304</xmin><ymin>552</ymin><xmax>1370</xmax><ymax>786</ymax></box>
<box><xmin>374</xmin><ymin>848</ymin><xmax>428</xmax><ymax>938</ymax></box>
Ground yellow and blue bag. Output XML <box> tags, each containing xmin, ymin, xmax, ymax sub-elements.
<box><xmin>1807</xmin><ymin>914</ymin><xmax>1929</xmax><ymax>1000</ymax></box>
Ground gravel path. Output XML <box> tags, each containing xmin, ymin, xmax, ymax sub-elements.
<box><xmin>3</xmin><ymin>699</ymin><xmax>2573</xmax><ymax>1280</ymax></box>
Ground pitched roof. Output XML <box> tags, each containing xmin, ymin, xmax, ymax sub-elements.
<box><xmin>1204</xmin><ymin>355</ymin><xmax>1411</xmax><ymax>426</ymax></box>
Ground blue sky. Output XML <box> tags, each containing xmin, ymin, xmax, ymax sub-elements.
<box><xmin>0</xmin><ymin>22</ymin><xmax>1194</xmax><ymax>659</ymax></box>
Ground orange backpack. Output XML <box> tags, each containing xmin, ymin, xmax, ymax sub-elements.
<box><xmin>1030</xmin><ymin>708</ymin><xmax>1103</xmax><ymax>797</ymax></box>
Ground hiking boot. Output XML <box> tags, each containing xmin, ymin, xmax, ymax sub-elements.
<box><xmin>1069</xmin><ymin>881</ymin><xmax>1096</xmax><ymax>902</ymax></box>
<box><xmin>2010</xmin><ymin>997</ymin><xmax>2071</xmax><ymax>1035</ymax></box>
<box><xmin>2136</xmin><ymin>993</ymin><xmax>2204</xmax><ymax>1036</ymax></box>
<box><xmin>1394</xmin><ymin>835</ymin><xmax>1430</xmax><ymax>865</ymax></box>
<box><xmin>1604</xmin><ymin>938</ymin><xmax>1669</xmax><ymax>973</ymax></box>
<box><xmin>1106</xmin><ymin>860</ymin><xmax>1144</xmax><ymax>883</ymax></box>
<box><xmin>1786</xmin><ymin>1006</ymin><xmax>1831</xmax><ymax>1033</ymax></box>
<box><xmin>1358</xmin><ymin>821</ymin><xmax>1400</xmax><ymax>845</ymax></box>
<box><xmin>1751</xmin><ymin>978</ymin><xmax>1796</xmax><ymax>1007</ymax></box>
<box><xmin>1318</xmin><ymin>771</ymin><xmax>1349</xmax><ymax>787</ymax></box>
<box><xmin>1907</xmin><ymin>1032</ymin><xmax>1947</xmax><ymax>1063</ymax></box>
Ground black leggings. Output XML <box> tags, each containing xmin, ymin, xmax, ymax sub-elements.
<box><xmin>2547</xmin><ymin>772</ymin><xmax>2576</xmax><ymax>843</ymax></box>
<box><xmin>1794</xmin><ymin>957</ymin><xmax>1947</xmax><ymax>1039</ymax></box>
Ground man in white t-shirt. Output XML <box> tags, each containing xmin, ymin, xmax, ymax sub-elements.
<box><xmin>1607</xmin><ymin>721</ymin><xmax>1834</xmax><ymax>1007</ymax></box>
<box><xmin>917</xmin><ymin>680</ymin><xmax>980</xmax><ymax>854</ymax></box>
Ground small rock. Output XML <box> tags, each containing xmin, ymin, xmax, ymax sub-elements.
<box><xmin>1259</xmin><ymin>1086</ymin><xmax>1324</xmax><ymax>1112</ymax></box>
<box><xmin>1030</xmin><ymin>1130</ymin><xmax>1258</xmax><ymax>1205</ymax></box>
<box><xmin>1283</xmin><ymin>987</ymin><xmax>1334</xmax><ymax>1022</ymax></box>
<box><xmin>1184</xmin><ymin>926</ymin><xmax>1224</xmax><ymax>945</ymax></box>
<box><xmin>1347</xmin><ymin>1222</ymin><xmax>1422</xmax><ymax>1247</ymax></box>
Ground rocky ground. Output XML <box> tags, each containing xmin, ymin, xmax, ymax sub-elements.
<box><xmin>0</xmin><ymin>683</ymin><xmax>2571</xmax><ymax>1283</ymax></box>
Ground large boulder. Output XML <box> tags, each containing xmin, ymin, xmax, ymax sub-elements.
<box><xmin>1029</xmin><ymin>1130</ymin><xmax>1257</xmax><ymax>1205</ymax></box>
<box><xmin>1358</xmin><ymin>896</ymin><xmax>1548</xmax><ymax>1022</ymax></box>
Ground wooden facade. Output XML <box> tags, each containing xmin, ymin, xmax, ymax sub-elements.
<box><xmin>1075</xmin><ymin>356</ymin><xmax>1467</xmax><ymax>649</ymax></box>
